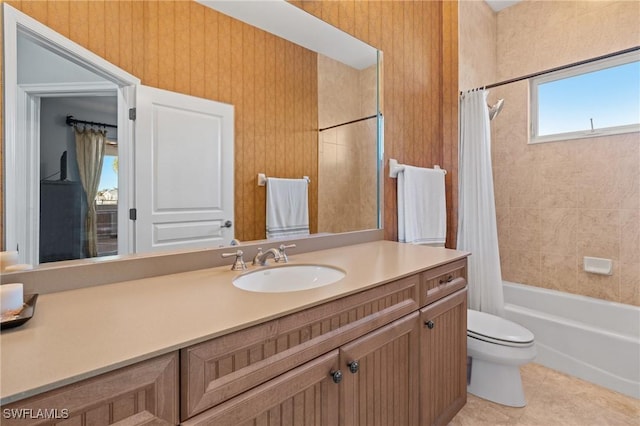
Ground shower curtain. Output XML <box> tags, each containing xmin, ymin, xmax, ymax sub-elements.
<box><xmin>457</xmin><ymin>89</ymin><xmax>504</xmax><ymax>316</ymax></box>
<box><xmin>75</xmin><ymin>127</ymin><xmax>106</xmax><ymax>258</ymax></box>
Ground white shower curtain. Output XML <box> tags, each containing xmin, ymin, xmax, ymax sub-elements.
<box><xmin>457</xmin><ymin>89</ymin><xmax>504</xmax><ymax>316</ymax></box>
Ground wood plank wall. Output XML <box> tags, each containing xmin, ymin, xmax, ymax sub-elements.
<box><xmin>1</xmin><ymin>0</ymin><xmax>459</xmax><ymax>247</ymax></box>
<box><xmin>1</xmin><ymin>0</ymin><xmax>318</xmax><ymax>243</ymax></box>
<box><xmin>291</xmin><ymin>0</ymin><xmax>459</xmax><ymax>246</ymax></box>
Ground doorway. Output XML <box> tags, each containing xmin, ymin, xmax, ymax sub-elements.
<box><xmin>5</xmin><ymin>4</ymin><xmax>235</xmax><ymax>265</ymax></box>
<box><xmin>4</xmin><ymin>4</ymin><xmax>138</xmax><ymax>265</ymax></box>
<box><xmin>38</xmin><ymin>95</ymin><xmax>118</xmax><ymax>263</ymax></box>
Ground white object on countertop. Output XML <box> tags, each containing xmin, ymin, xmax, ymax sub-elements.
<box><xmin>583</xmin><ymin>256</ymin><xmax>613</xmax><ymax>275</ymax></box>
<box><xmin>1</xmin><ymin>283</ymin><xmax>24</xmax><ymax>313</ymax></box>
<box><xmin>0</xmin><ymin>251</ymin><xmax>19</xmax><ymax>271</ymax></box>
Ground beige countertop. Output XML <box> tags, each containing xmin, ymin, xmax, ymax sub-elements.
<box><xmin>0</xmin><ymin>241</ymin><xmax>468</xmax><ymax>404</ymax></box>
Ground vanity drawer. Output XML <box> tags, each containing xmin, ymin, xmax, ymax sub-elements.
<box><xmin>180</xmin><ymin>274</ymin><xmax>419</xmax><ymax>420</ymax></box>
<box><xmin>420</xmin><ymin>258</ymin><xmax>467</xmax><ymax>307</ymax></box>
<box><xmin>2</xmin><ymin>353</ymin><xmax>179</xmax><ymax>426</ymax></box>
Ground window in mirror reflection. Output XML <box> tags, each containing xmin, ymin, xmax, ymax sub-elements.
<box><xmin>96</xmin><ymin>154</ymin><xmax>119</xmax><ymax>257</ymax></box>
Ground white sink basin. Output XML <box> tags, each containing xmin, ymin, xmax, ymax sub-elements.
<box><xmin>233</xmin><ymin>264</ymin><xmax>345</xmax><ymax>293</ymax></box>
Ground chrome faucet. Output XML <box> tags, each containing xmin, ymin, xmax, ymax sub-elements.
<box><xmin>252</xmin><ymin>247</ymin><xmax>281</xmax><ymax>266</ymax></box>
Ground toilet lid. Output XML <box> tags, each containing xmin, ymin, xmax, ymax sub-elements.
<box><xmin>467</xmin><ymin>309</ymin><xmax>534</xmax><ymax>345</ymax></box>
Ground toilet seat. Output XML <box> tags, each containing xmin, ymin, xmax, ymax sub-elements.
<box><xmin>467</xmin><ymin>309</ymin><xmax>534</xmax><ymax>347</ymax></box>
<box><xmin>468</xmin><ymin>332</ymin><xmax>533</xmax><ymax>348</ymax></box>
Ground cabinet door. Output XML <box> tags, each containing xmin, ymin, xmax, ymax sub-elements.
<box><xmin>183</xmin><ymin>351</ymin><xmax>340</xmax><ymax>426</ymax></box>
<box><xmin>339</xmin><ymin>313</ymin><xmax>420</xmax><ymax>426</ymax></box>
<box><xmin>2</xmin><ymin>353</ymin><xmax>179</xmax><ymax>426</ymax></box>
<box><xmin>420</xmin><ymin>288</ymin><xmax>467</xmax><ymax>426</ymax></box>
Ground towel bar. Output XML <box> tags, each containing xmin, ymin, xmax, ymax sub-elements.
<box><xmin>388</xmin><ymin>158</ymin><xmax>446</xmax><ymax>178</ymax></box>
<box><xmin>258</xmin><ymin>173</ymin><xmax>311</xmax><ymax>186</ymax></box>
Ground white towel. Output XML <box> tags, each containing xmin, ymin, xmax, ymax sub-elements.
<box><xmin>397</xmin><ymin>165</ymin><xmax>446</xmax><ymax>245</ymax></box>
<box><xmin>266</xmin><ymin>178</ymin><xmax>310</xmax><ymax>239</ymax></box>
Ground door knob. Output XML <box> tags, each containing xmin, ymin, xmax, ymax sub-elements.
<box><xmin>348</xmin><ymin>360</ymin><xmax>360</xmax><ymax>374</ymax></box>
<box><xmin>331</xmin><ymin>370</ymin><xmax>343</xmax><ymax>384</ymax></box>
<box><xmin>425</xmin><ymin>320</ymin><xmax>435</xmax><ymax>329</ymax></box>
<box><xmin>222</xmin><ymin>220</ymin><xmax>233</xmax><ymax>228</ymax></box>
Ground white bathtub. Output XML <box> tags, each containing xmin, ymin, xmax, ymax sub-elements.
<box><xmin>503</xmin><ymin>281</ymin><xmax>640</xmax><ymax>399</ymax></box>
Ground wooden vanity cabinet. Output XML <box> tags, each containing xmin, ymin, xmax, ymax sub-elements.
<box><xmin>3</xmin><ymin>258</ymin><xmax>468</xmax><ymax>426</ymax></box>
<box><xmin>420</xmin><ymin>288</ymin><xmax>468</xmax><ymax>426</ymax></box>
<box><xmin>180</xmin><ymin>275</ymin><xmax>420</xmax><ymax>420</ymax></box>
<box><xmin>181</xmin><ymin>258</ymin><xmax>468</xmax><ymax>426</ymax></box>
<box><xmin>182</xmin><ymin>314</ymin><xmax>422</xmax><ymax>426</ymax></box>
<box><xmin>1</xmin><ymin>353</ymin><xmax>179</xmax><ymax>426</ymax></box>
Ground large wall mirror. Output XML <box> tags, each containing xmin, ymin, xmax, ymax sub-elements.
<box><xmin>3</xmin><ymin>0</ymin><xmax>382</xmax><ymax>268</ymax></box>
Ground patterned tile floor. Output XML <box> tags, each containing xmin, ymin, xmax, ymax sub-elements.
<box><xmin>449</xmin><ymin>363</ymin><xmax>640</xmax><ymax>426</ymax></box>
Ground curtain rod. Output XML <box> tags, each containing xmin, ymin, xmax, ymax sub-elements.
<box><xmin>66</xmin><ymin>115</ymin><xmax>117</xmax><ymax>129</ymax></box>
<box><xmin>467</xmin><ymin>46</ymin><xmax>639</xmax><ymax>92</ymax></box>
<box><xmin>319</xmin><ymin>114</ymin><xmax>378</xmax><ymax>132</ymax></box>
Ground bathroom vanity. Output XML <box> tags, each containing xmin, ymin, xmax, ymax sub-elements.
<box><xmin>0</xmin><ymin>241</ymin><xmax>468</xmax><ymax>426</ymax></box>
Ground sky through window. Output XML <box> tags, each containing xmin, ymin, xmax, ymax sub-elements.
<box><xmin>536</xmin><ymin>60</ymin><xmax>640</xmax><ymax>137</ymax></box>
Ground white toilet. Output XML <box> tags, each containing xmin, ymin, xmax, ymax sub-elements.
<box><xmin>467</xmin><ymin>309</ymin><xmax>536</xmax><ymax>407</ymax></box>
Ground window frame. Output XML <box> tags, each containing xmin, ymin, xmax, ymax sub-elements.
<box><xmin>529</xmin><ymin>51</ymin><xmax>640</xmax><ymax>144</ymax></box>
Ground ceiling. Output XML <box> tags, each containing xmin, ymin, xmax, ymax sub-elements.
<box><xmin>485</xmin><ymin>0</ymin><xmax>522</xmax><ymax>12</ymax></box>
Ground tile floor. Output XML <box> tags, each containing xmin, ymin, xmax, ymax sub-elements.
<box><xmin>449</xmin><ymin>363</ymin><xmax>640</xmax><ymax>426</ymax></box>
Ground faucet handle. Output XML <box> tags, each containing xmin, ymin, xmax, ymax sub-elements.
<box><xmin>276</xmin><ymin>244</ymin><xmax>296</xmax><ymax>263</ymax></box>
<box><xmin>221</xmin><ymin>250</ymin><xmax>247</xmax><ymax>271</ymax></box>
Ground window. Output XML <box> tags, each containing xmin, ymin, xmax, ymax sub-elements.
<box><xmin>530</xmin><ymin>51</ymin><xmax>640</xmax><ymax>144</ymax></box>
<box><xmin>96</xmin><ymin>154</ymin><xmax>118</xmax><ymax>256</ymax></box>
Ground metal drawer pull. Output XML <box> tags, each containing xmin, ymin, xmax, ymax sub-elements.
<box><xmin>348</xmin><ymin>360</ymin><xmax>360</xmax><ymax>374</ymax></box>
<box><xmin>331</xmin><ymin>370</ymin><xmax>343</xmax><ymax>384</ymax></box>
<box><xmin>439</xmin><ymin>275</ymin><xmax>454</xmax><ymax>285</ymax></box>
<box><xmin>425</xmin><ymin>320</ymin><xmax>435</xmax><ymax>329</ymax></box>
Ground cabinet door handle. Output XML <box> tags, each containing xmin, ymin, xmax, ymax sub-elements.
<box><xmin>348</xmin><ymin>360</ymin><xmax>360</xmax><ymax>374</ymax></box>
<box><xmin>331</xmin><ymin>370</ymin><xmax>343</xmax><ymax>384</ymax></box>
<box><xmin>439</xmin><ymin>275</ymin><xmax>454</xmax><ymax>285</ymax></box>
<box><xmin>425</xmin><ymin>320</ymin><xmax>435</xmax><ymax>329</ymax></box>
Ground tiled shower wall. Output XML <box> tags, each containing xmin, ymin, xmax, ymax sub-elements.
<box><xmin>317</xmin><ymin>56</ymin><xmax>378</xmax><ymax>234</ymax></box>
<box><xmin>460</xmin><ymin>0</ymin><xmax>640</xmax><ymax>306</ymax></box>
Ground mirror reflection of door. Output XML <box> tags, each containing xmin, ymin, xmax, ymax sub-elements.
<box><xmin>134</xmin><ymin>85</ymin><xmax>235</xmax><ymax>253</ymax></box>
<box><xmin>14</xmin><ymin>21</ymin><xmax>235</xmax><ymax>265</ymax></box>
<box><xmin>16</xmin><ymin>28</ymin><xmax>124</xmax><ymax>264</ymax></box>
<box><xmin>39</xmin><ymin>96</ymin><xmax>118</xmax><ymax>263</ymax></box>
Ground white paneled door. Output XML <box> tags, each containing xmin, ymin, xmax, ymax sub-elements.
<box><xmin>135</xmin><ymin>85</ymin><xmax>234</xmax><ymax>252</ymax></box>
